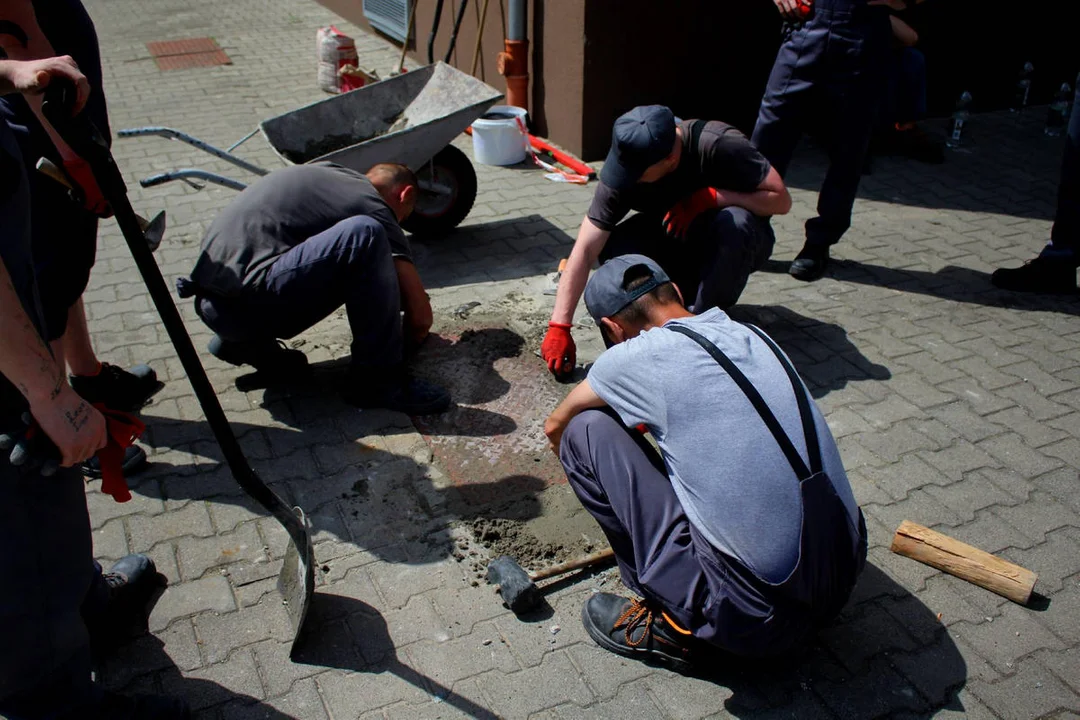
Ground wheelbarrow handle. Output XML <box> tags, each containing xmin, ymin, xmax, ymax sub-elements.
<box><xmin>140</xmin><ymin>169</ymin><xmax>249</xmax><ymax>192</ymax></box>
<box><xmin>117</xmin><ymin>126</ymin><xmax>269</xmax><ymax>177</ymax></box>
<box><xmin>41</xmin><ymin>83</ymin><xmax>304</xmax><ymax>548</ymax></box>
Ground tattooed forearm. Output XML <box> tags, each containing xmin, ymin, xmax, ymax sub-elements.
<box><xmin>64</xmin><ymin>400</ymin><xmax>91</xmax><ymax>431</ymax></box>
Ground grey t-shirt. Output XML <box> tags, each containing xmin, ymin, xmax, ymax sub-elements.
<box><xmin>586</xmin><ymin>308</ymin><xmax>860</xmax><ymax>585</ymax></box>
<box><xmin>190</xmin><ymin>163</ymin><xmax>411</xmax><ymax>297</ymax></box>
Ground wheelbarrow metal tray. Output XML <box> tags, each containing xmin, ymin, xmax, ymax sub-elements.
<box><xmin>260</xmin><ymin>62</ymin><xmax>503</xmax><ymax>172</ymax></box>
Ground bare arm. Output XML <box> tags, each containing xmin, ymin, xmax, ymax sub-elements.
<box><xmin>715</xmin><ymin>165</ymin><xmax>791</xmax><ymax>217</ymax></box>
<box><xmin>890</xmin><ymin>15</ymin><xmax>919</xmax><ymax>46</ymax></box>
<box><xmin>550</xmin><ymin>217</ymin><xmax>610</xmax><ymax>325</ymax></box>
<box><xmin>0</xmin><ymin>0</ymin><xmax>81</xmax><ymax>159</ymax></box>
<box><xmin>394</xmin><ymin>258</ymin><xmax>433</xmax><ymax>346</ymax></box>
<box><xmin>0</xmin><ymin>257</ymin><xmax>105</xmax><ymax>466</ymax></box>
<box><xmin>543</xmin><ymin>379</ymin><xmax>606</xmax><ymax>454</ymax></box>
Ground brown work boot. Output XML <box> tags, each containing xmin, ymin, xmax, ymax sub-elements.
<box><xmin>581</xmin><ymin>593</ymin><xmax>699</xmax><ymax>670</ymax></box>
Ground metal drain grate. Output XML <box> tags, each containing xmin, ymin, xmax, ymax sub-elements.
<box><xmin>146</xmin><ymin>37</ymin><xmax>231</xmax><ymax>71</ymax></box>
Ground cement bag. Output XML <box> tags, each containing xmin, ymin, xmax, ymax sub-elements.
<box><xmin>317</xmin><ymin>26</ymin><xmax>358</xmax><ymax>93</ymax></box>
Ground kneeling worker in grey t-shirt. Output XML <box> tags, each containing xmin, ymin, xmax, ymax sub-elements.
<box><xmin>544</xmin><ymin>254</ymin><xmax>867</xmax><ymax>667</ymax></box>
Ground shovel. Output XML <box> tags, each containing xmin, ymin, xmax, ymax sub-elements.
<box><xmin>41</xmin><ymin>82</ymin><xmax>314</xmax><ymax>657</ymax></box>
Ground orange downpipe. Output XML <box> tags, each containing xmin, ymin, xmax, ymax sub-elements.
<box><xmin>497</xmin><ymin>39</ymin><xmax>529</xmax><ymax>111</ymax></box>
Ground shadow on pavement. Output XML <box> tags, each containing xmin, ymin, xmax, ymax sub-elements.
<box><xmin>99</xmin><ymin>633</ymin><xmax>293</xmax><ymax>718</ymax></box>
<box><xmin>292</xmin><ymin>593</ymin><xmax>499</xmax><ymax>719</ymax></box>
<box><xmin>781</xmin><ymin>120</ymin><xmax>1060</xmax><ymax>222</ymax></box>
<box><xmin>727</xmin><ymin>304</ymin><xmax>892</xmax><ymax>398</ymax></box>
<box><xmin>690</xmin><ymin>564</ymin><xmax>967</xmax><ymax>717</ymax></box>
<box><xmin>133</xmin><ymin>413</ymin><xmax>546</xmax><ymax>566</ymax></box>
<box><xmin>413</xmin><ymin>214</ymin><xmax>572</xmax><ymax>290</ymax></box>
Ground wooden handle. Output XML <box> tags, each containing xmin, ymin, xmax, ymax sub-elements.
<box><xmin>890</xmin><ymin>520</ymin><xmax>1037</xmax><ymax>605</ymax></box>
<box><xmin>530</xmin><ymin>547</ymin><xmax>616</xmax><ymax>582</ymax></box>
<box><xmin>35</xmin><ymin>157</ymin><xmax>73</xmax><ymax>189</ymax></box>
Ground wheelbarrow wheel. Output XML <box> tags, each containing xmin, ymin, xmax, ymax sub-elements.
<box><xmin>403</xmin><ymin>144</ymin><xmax>477</xmax><ymax>238</ymax></box>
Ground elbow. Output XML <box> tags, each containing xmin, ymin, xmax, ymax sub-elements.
<box><xmin>774</xmin><ymin>189</ymin><xmax>793</xmax><ymax>216</ymax></box>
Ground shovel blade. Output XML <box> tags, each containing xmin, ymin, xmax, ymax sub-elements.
<box><xmin>278</xmin><ymin>506</ymin><xmax>315</xmax><ymax>657</ymax></box>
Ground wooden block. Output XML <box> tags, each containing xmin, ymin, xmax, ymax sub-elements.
<box><xmin>890</xmin><ymin>520</ymin><xmax>1037</xmax><ymax>605</ymax></box>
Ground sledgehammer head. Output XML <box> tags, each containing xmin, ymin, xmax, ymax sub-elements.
<box><xmin>487</xmin><ymin>555</ymin><xmax>542</xmax><ymax>614</ymax></box>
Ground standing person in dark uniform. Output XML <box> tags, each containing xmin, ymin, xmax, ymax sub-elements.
<box><xmin>0</xmin><ymin>56</ymin><xmax>189</xmax><ymax>720</ymax></box>
<box><xmin>0</xmin><ymin>0</ymin><xmax>163</xmax><ymax>420</ymax></box>
<box><xmin>752</xmin><ymin>0</ymin><xmax>916</xmax><ymax>281</ymax></box>
<box><xmin>540</xmin><ymin>104</ymin><xmax>791</xmax><ymax>378</ymax></box>
<box><xmin>991</xmin><ymin>82</ymin><xmax>1080</xmax><ymax>294</ymax></box>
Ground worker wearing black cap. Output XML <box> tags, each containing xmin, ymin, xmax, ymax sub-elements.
<box><xmin>540</xmin><ymin>104</ymin><xmax>791</xmax><ymax>379</ymax></box>
<box><xmin>543</xmin><ymin>254</ymin><xmax>866</xmax><ymax>667</ymax></box>
<box><xmin>752</xmin><ymin>0</ymin><xmax>912</xmax><ymax>282</ymax></box>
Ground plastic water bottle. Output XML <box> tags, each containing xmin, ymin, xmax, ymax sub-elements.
<box><xmin>1046</xmin><ymin>83</ymin><xmax>1072</xmax><ymax>136</ymax></box>
<box><xmin>947</xmin><ymin>91</ymin><xmax>973</xmax><ymax>148</ymax></box>
<box><xmin>1011</xmin><ymin>61</ymin><xmax>1034</xmax><ymax>113</ymax></box>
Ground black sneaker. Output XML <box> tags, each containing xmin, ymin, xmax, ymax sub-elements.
<box><xmin>85</xmin><ymin>554</ymin><xmax>164</xmax><ymax>654</ymax></box>
<box><xmin>70</xmin><ymin>363</ymin><xmax>163</xmax><ymax>412</ymax></box>
<box><xmin>581</xmin><ymin>593</ymin><xmax>699</xmax><ymax>671</ymax></box>
<box><xmin>344</xmin><ymin>372</ymin><xmax>452</xmax><ymax>415</ymax></box>
<box><xmin>789</xmin><ymin>244</ymin><xmax>830</xmax><ymax>282</ymax></box>
<box><xmin>81</xmin><ymin>445</ymin><xmax>147</xmax><ymax>479</ymax></box>
<box><xmin>991</xmin><ymin>257</ymin><xmax>1079</xmax><ymax>294</ymax></box>
<box><xmin>208</xmin><ymin>335</ymin><xmax>309</xmax><ymax>374</ymax></box>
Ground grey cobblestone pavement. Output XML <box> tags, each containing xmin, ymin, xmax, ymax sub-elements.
<box><xmin>75</xmin><ymin>0</ymin><xmax>1080</xmax><ymax>717</ymax></box>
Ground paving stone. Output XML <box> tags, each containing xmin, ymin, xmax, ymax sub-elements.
<box><xmin>194</xmin><ymin>595</ymin><xmax>295</xmax><ymax>664</ymax></box>
<box><xmin>952</xmin><ymin>602</ymin><xmax>1065</xmax><ymax>675</ymax></box>
<box><xmin>890</xmin><ymin>630</ymin><xmax>970</xmax><ymax>708</ymax></box>
<box><xmin>150</xmin><ymin>575</ymin><xmax>237</xmax><ymax>632</ymax></box>
<box><xmin>817</xmin><ymin>601</ymin><xmax>919</xmax><ymax>674</ymax></box>
<box><xmin>367</xmin><ymin>556</ymin><xmax>465</xmax><ymax>610</ymax></box>
<box><xmin>93</xmin><ymin>517</ymin><xmax>130</xmax><ymax>562</ymax></box>
<box><xmin>1000</xmin><ymin>529</ymin><xmax>1080</xmax><ymax>595</ymax></box>
<box><xmin>979</xmin><ymin>433</ymin><xmax>1065</xmax><ymax>478</ymax></box>
<box><xmin>377</xmin><ymin>677</ymin><xmax>494</xmax><ymax>719</ymax></box>
<box><xmin>991</xmin><ymin>492</ymin><xmax>1080</xmax><ymax>545</ymax></box>
<box><xmin>859</xmin><ymin>453</ymin><xmax>953</xmax><ymax>501</ymax></box>
<box><xmin>564</xmin><ymin>644</ymin><xmax>654</xmax><ymax>703</ymax></box>
<box><xmin>160</xmin><ymin>618</ymin><xmax>203</xmax><ymax>673</ymax></box>
<box><xmin>161</xmin><ymin>648</ymin><xmax>266</xmax><ymax>711</ymax></box>
<box><xmin>176</xmin><ymin>521</ymin><xmax>268</xmax><ymax>581</ymax></box>
<box><xmin>478</xmin><ymin>651</ymin><xmax>595</xmax><ymax>718</ymax></box>
<box><xmin>405</xmin><ymin>625</ymin><xmax>519</xmax><ymax>687</ymax></box>
<box><xmin>926</xmin><ymin>402</ymin><xmax>1005</xmax><ymax>444</ymax></box>
<box><xmin>128</xmin><ymin>500</ymin><xmax>215</xmax><ymax>552</ymax></box>
<box><xmin>316</xmin><ymin>666</ymin><xmax>443</xmax><ymax>717</ymax></box>
<box><xmin>968</xmin><ymin>657</ymin><xmax>1080</xmax><ymax>720</ymax></box>
<box><xmin>814</xmin><ymin>657</ymin><xmax>928</xmax><ymax>718</ymax></box>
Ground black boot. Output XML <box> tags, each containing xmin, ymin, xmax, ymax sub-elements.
<box><xmin>991</xmin><ymin>257</ymin><xmax>1079</xmax><ymax>294</ymax></box>
<box><xmin>208</xmin><ymin>335</ymin><xmax>309</xmax><ymax>378</ymax></box>
<box><xmin>581</xmin><ymin>593</ymin><xmax>699</xmax><ymax>670</ymax></box>
<box><xmin>81</xmin><ymin>445</ymin><xmax>147</xmax><ymax>480</ymax></box>
<box><xmin>84</xmin><ymin>554</ymin><xmax>165</xmax><ymax>655</ymax></box>
<box><xmin>70</xmin><ymin>363</ymin><xmax>163</xmax><ymax>412</ymax></box>
<box><xmin>789</xmin><ymin>243</ymin><xmax>830</xmax><ymax>282</ymax></box>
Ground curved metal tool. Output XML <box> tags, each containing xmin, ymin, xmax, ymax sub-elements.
<box><xmin>44</xmin><ymin>85</ymin><xmax>314</xmax><ymax>657</ymax></box>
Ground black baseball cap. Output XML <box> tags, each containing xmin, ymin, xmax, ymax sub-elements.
<box><xmin>599</xmin><ymin>105</ymin><xmax>677</xmax><ymax>191</ymax></box>
<box><xmin>584</xmin><ymin>254</ymin><xmax>671</xmax><ymax>324</ymax></box>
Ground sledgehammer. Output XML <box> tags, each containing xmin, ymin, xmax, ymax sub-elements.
<box><xmin>488</xmin><ymin>547</ymin><xmax>616</xmax><ymax>614</ymax></box>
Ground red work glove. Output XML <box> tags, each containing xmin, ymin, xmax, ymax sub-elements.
<box><xmin>63</xmin><ymin>157</ymin><xmax>112</xmax><ymax>217</ymax></box>
<box><xmin>663</xmin><ymin>187</ymin><xmax>719</xmax><ymax>239</ymax></box>
<box><xmin>91</xmin><ymin>404</ymin><xmax>145</xmax><ymax>503</ymax></box>
<box><xmin>541</xmin><ymin>322</ymin><xmax>576</xmax><ymax>377</ymax></box>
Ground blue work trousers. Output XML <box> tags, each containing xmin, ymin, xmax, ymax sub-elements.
<box><xmin>1046</xmin><ymin>83</ymin><xmax>1080</xmax><ymax>264</ymax></box>
<box><xmin>751</xmin><ymin>0</ymin><xmax>892</xmax><ymax>248</ymax></box>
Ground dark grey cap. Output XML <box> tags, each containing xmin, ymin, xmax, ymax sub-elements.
<box><xmin>584</xmin><ymin>254</ymin><xmax>671</xmax><ymax>323</ymax></box>
<box><xmin>599</xmin><ymin>105</ymin><xmax>677</xmax><ymax>191</ymax></box>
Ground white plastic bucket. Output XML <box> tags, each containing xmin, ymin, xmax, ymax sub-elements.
<box><xmin>471</xmin><ymin>105</ymin><xmax>529</xmax><ymax>166</ymax></box>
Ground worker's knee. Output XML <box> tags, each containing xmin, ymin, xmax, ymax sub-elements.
<box><xmin>334</xmin><ymin>216</ymin><xmax>390</xmax><ymax>254</ymax></box>
<box><xmin>562</xmin><ymin>408</ymin><xmax>624</xmax><ymax>456</ymax></box>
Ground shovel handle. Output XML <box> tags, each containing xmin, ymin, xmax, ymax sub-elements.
<box><xmin>39</xmin><ymin>80</ymin><xmax>306</xmax><ymax>547</ymax></box>
<box><xmin>530</xmin><ymin>547</ymin><xmax>616</xmax><ymax>582</ymax></box>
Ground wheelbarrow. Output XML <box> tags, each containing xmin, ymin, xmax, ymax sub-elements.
<box><xmin>118</xmin><ymin>62</ymin><xmax>503</xmax><ymax>236</ymax></box>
